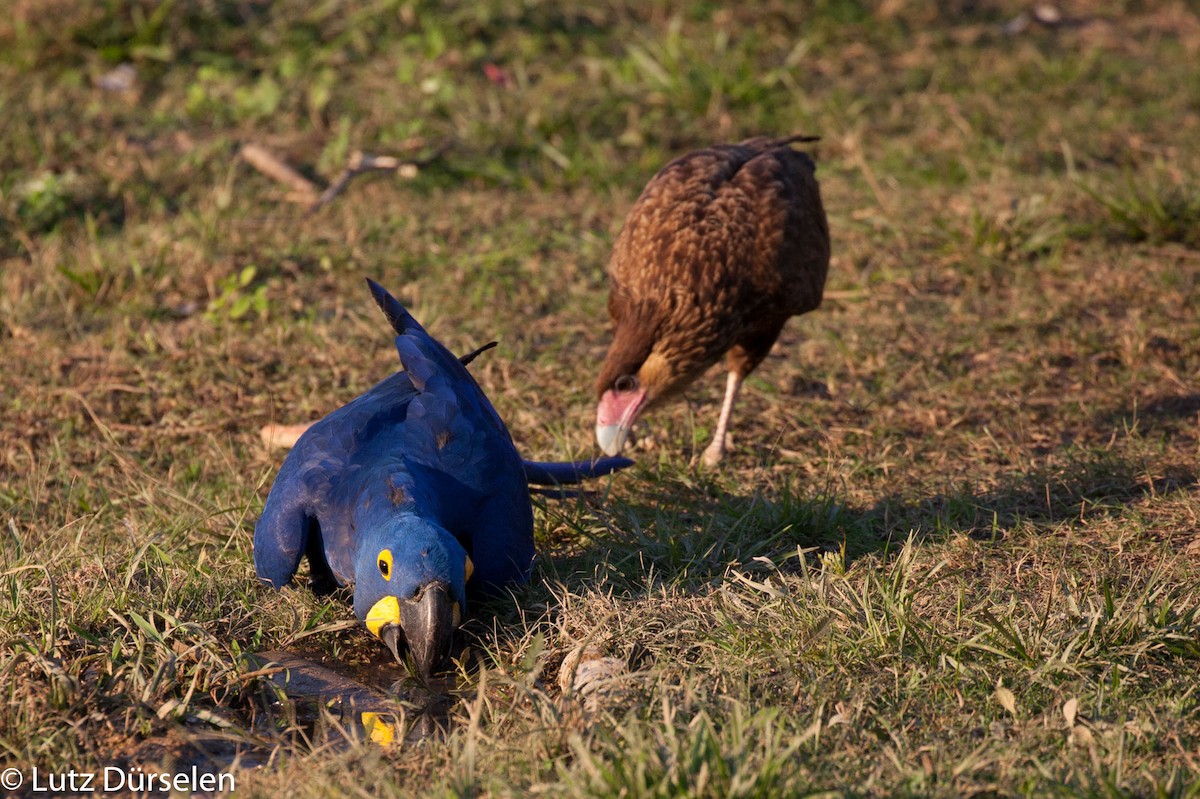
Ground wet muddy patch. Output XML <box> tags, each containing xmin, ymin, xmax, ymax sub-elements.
<box><xmin>107</xmin><ymin>648</ymin><xmax>457</xmax><ymax>793</ymax></box>
<box><xmin>243</xmin><ymin>649</ymin><xmax>455</xmax><ymax>748</ymax></box>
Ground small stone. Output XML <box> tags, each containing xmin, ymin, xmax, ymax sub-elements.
<box><xmin>97</xmin><ymin>63</ymin><xmax>137</xmax><ymax>92</ymax></box>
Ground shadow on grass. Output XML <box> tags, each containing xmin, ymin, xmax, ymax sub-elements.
<box><xmin>536</xmin><ymin>447</ymin><xmax>1198</xmax><ymax>598</ymax></box>
<box><xmin>869</xmin><ymin>455</ymin><xmax>1196</xmax><ymax>548</ymax></box>
<box><xmin>1099</xmin><ymin>392</ymin><xmax>1200</xmax><ymax>439</ymax></box>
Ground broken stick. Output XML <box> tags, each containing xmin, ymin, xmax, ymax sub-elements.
<box><xmin>239</xmin><ymin>143</ymin><xmax>319</xmax><ymax>203</ymax></box>
<box><xmin>308</xmin><ymin>145</ymin><xmax>447</xmax><ymax>215</ymax></box>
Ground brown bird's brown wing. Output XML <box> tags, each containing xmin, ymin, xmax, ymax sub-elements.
<box><xmin>724</xmin><ymin>139</ymin><xmax>830</xmax><ymax>318</ymax></box>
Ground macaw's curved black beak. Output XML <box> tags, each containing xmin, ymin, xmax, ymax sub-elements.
<box><xmin>367</xmin><ymin>582</ymin><xmax>458</xmax><ymax>678</ymax></box>
<box><xmin>399</xmin><ymin>581</ymin><xmax>456</xmax><ymax>679</ymax></box>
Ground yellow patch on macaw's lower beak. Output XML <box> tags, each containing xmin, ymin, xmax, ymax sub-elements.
<box><xmin>365</xmin><ymin>596</ymin><xmax>401</xmax><ymax>637</ymax></box>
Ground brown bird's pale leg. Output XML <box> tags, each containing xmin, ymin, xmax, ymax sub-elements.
<box><xmin>702</xmin><ymin>371</ymin><xmax>743</xmax><ymax>466</ymax></box>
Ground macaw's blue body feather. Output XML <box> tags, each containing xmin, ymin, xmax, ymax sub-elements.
<box><xmin>254</xmin><ymin>279</ymin><xmax>630</xmax><ymax>675</ymax></box>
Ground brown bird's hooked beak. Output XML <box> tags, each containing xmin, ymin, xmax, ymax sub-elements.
<box><xmin>596</xmin><ymin>386</ymin><xmax>648</xmax><ymax>456</ymax></box>
<box><xmin>366</xmin><ymin>582</ymin><xmax>458</xmax><ymax>678</ymax></box>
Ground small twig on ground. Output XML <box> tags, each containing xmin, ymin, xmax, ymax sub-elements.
<box><xmin>308</xmin><ymin>145</ymin><xmax>448</xmax><ymax>215</ymax></box>
<box><xmin>260</xmin><ymin>423</ymin><xmax>313</xmax><ymax>449</ymax></box>
<box><xmin>239</xmin><ymin>143</ymin><xmax>319</xmax><ymax>203</ymax></box>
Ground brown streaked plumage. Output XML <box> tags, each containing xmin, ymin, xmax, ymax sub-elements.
<box><xmin>595</xmin><ymin>135</ymin><xmax>831</xmax><ymax>465</ymax></box>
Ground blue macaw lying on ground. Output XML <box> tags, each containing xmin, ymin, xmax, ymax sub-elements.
<box><xmin>254</xmin><ymin>279</ymin><xmax>631</xmax><ymax>677</ymax></box>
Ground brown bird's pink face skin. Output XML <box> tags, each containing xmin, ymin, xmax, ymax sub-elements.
<box><xmin>595</xmin><ymin>377</ymin><xmax>647</xmax><ymax>456</ymax></box>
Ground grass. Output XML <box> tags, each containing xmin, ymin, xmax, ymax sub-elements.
<box><xmin>2</xmin><ymin>0</ymin><xmax>1199</xmax><ymax>796</ymax></box>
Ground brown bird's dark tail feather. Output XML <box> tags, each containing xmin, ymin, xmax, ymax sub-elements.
<box><xmin>768</xmin><ymin>134</ymin><xmax>821</xmax><ymax>148</ymax></box>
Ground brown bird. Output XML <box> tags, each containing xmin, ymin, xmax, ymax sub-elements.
<box><xmin>594</xmin><ymin>135</ymin><xmax>831</xmax><ymax>465</ymax></box>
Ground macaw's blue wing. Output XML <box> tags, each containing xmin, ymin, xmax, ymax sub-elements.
<box><xmin>365</xmin><ymin>279</ymin><xmax>536</xmax><ymax>587</ymax></box>
<box><xmin>253</xmin><ymin>372</ymin><xmax>416</xmax><ymax>590</ymax></box>
<box><xmin>368</xmin><ymin>280</ymin><xmax>636</xmax><ymax>490</ymax></box>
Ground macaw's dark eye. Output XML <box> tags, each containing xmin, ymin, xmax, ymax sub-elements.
<box><xmin>615</xmin><ymin>374</ymin><xmax>639</xmax><ymax>392</ymax></box>
<box><xmin>378</xmin><ymin>549</ymin><xmax>393</xmax><ymax>580</ymax></box>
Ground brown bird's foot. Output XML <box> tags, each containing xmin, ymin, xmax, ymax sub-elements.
<box><xmin>700</xmin><ymin>432</ymin><xmax>732</xmax><ymax>467</ymax></box>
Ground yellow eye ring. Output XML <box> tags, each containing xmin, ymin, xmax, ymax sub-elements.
<box><xmin>465</xmin><ymin>555</ymin><xmax>474</xmax><ymax>581</ymax></box>
<box><xmin>378</xmin><ymin>549</ymin><xmax>393</xmax><ymax>580</ymax></box>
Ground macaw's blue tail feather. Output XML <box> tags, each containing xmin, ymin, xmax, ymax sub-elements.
<box><xmin>522</xmin><ymin>457</ymin><xmax>634</xmax><ymax>486</ymax></box>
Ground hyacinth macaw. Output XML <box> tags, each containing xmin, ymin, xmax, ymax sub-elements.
<box><xmin>254</xmin><ymin>279</ymin><xmax>631</xmax><ymax>677</ymax></box>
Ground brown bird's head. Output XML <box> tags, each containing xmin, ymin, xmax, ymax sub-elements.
<box><xmin>595</xmin><ymin>360</ymin><xmax>653</xmax><ymax>457</ymax></box>
<box><xmin>595</xmin><ymin>314</ymin><xmax>703</xmax><ymax>456</ymax></box>
<box><xmin>595</xmin><ymin>294</ymin><xmax>663</xmax><ymax>456</ymax></box>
